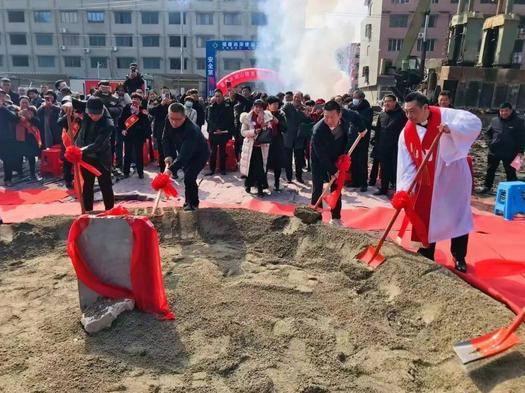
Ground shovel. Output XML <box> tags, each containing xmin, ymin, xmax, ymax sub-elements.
<box><xmin>356</xmin><ymin>127</ymin><xmax>445</xmax><ymax>267</ymax></box>
<box><xmin>294</xmin><ymin>130</ymin><xmax>367</xmax><ymax>223</ymax></box>
<box><xmin>66</xmin><ymin>115</ymin><xmax>86</xmax><ymax>215</ymax></box>
<box><xmin>453</xmin><ymin>308</ymin><xmax>525</xmax><ymax>364</ymax></box>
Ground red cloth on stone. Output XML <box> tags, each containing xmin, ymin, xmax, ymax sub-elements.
<box><xmin>67</xmin><ymin>207</ymin><xmax>174</xmax><ymax>320</ymax></box>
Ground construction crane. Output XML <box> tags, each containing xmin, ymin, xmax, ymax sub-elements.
<box><xmin>381</xmin><ymin>0</ymin><xmax>432</xmax><ymax>99</ymax></box>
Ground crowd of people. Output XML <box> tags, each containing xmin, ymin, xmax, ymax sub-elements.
<box><xmin>1</xmin><ymin>62</ymin><xmax>524</xmax><ymax>270</ymax></box>
<box><xmin>0</xmin><ymin>64</ymin><xmax>524</xmax><ymax>209</ymax></box>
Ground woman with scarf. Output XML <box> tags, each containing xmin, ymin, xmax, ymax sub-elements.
<box><xmin>265</xmin><ymin>96</ymin><xmax>287</xmax><ymax>191</ymax></box>
<box><xmin>239</xmin><ymin>99</ymin><xmax>273</xmax><ymax>197</ymax></box>
<box><xmin>16</xmin><ymin>96</ymin><xmax>42</xmax><ymax>181</ymax></box>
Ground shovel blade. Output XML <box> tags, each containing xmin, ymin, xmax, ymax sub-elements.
<box><xmin>356</xmin><ymin>245</ymin><xmax>385</xmax><ymax>268</ymax></box>
<box><xmin>453</xmin><ymin>327</ymin><xmax>522</xmax><ymax>364</ymax></box>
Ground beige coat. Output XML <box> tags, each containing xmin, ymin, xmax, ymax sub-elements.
<box><xmin>239</xmin><ymin>110</ymin><xmax>273</xmax><ymax>177</ymax></box>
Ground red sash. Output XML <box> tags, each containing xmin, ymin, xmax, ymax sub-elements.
<box><xmin>125</xmin><ymin>114</ymin><xmax>139</xmax><ymax>130</ymax></box>
<box><xmin>402</xmin><ymin>106</ymin><xmax>441</xmax><ymax>246</ymax></box>
<box><xmin>62</xmin><ymin>120</ymin><xmax>80</xmax><ymax>147</ymax></box>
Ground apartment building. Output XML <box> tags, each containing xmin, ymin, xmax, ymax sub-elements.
<box><xmin>359</xmin><ymin>0</ymin><xmax>525</xmax><ymax>100</ymax></box>
<box><xmin>0</xmin><ymin>0</ymin><xmax>264</xmax><ymax>82</ymax></box>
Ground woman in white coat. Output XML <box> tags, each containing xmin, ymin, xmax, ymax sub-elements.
<box><xmin>240</xmin><ymin>99</ymin><xmax>273</xmax><ymax>196</ymax></box>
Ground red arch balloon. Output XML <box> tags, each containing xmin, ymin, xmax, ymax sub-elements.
<box><xmin>216</xmin><ymin>68</ymin><xmax>281</xmax><ymax>94</ymax></box>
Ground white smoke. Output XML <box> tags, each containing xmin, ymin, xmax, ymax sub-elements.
<box><xmin>255</xmin><ymin>0</ymin><xmax>355</xmax><ymax>99</ymax></box>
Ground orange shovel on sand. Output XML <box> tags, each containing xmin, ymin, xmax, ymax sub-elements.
<box><xmin>356</xmin><ymin>127</ymin><xmax>445</xmax><ymax>267</ymax></box>
<box><xmin>453</xmin><ymin>308</ymin><xmax>525</xmax><ymax>364</ymax></box>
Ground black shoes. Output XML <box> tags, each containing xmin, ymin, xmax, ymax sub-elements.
<box><xmin>138</xmin><ymin>174</ymin><xmax>144</xmax><ymax>179</ymax></box>
<box><xmin>220</xmin><ymin>170</ymin><xmax>227</xmax><ymax>175</ymax></box>
<box><xmin>245</xmin><ymin>186</ymin><xmax>251</xmax><ymax>194</ymax></box>
<box><xmin>205</xmin><ymin>171</ymin><xmax>215</xmax><ymax>176</ymax></box>
<box><xmin>373</xmin><ymin>189</ymin><xmax>387</xmax><ymax>196</ymax></box>
<box><xmin>360</xmin><ymin>185</ymin><xmax>368</xmax><ymax>192</ymax></box>
<box><xmin>65</xmin><ymin>181</ymin><xmax>74</xmax><ymax>190</ymax></box>
<box><xmin>257</xmin><ymin>188</ymin><xmax>265</xmax><ymax>197</ymax></box>
<box><xmin>183</xmin><ymin>204</ymin><xmax>197</xmax><ymax>212</ymax></box>
<box><xmin>454</xmin><ymin>258</ymin><xmax>467</xmax><ymax>273</ymax></box>
<box><xmin>296</xmin><ymin>177</ymin><xmax>304</xmax><ymax>184</ymax></box>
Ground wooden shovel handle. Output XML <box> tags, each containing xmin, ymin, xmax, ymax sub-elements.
<box><xmin>66</xmin><ymin>114</ymin><xmax>86</xmax><ymax>214</ymax></box>
<box><xmin>312</xmin><ymin>130</ymin><xmax>367</xmax><ymax>209</ymax></box>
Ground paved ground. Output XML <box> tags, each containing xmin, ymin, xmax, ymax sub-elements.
<box><xmin>110</xmin><ymin>162</ymin><xmax>391</xmax><ymax>210</ymax></box>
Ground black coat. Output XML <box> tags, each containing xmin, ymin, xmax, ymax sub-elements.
<box><xmin>373</xmin><ymin>105</ymin><xmax>407</xmax><ymax>161</ymax></box>
<box><xmin>282</xmin><ymin>103</ymin><xmax>312</xmax><ymax>149</ymax></box>
<box><xmin>311</xmin><ymin>118</ymin><xmax>352</xmax><ymax>178</ymax></box>
<box><xmin>193</xmin><ymin>100</ymin><xmax>206</xmax><ymax>127</ymax></box>
<box><xmin>486</xmin><ymin>111</ymin><xmax>525</xmax><ymax>161</ymax></box>
<box><xmin>349</xmin><ymin>99</ymin><xmax>373</xmax><ymax>147</ymax></box>
<box><xmin>69</xmin><ymin>98</ymin><xmax>115</xmax><ymax>170</ymax></box>
<box><xmin>267</xmin><ymin>110</ymin><xmax>287</xmax><ymax>170</ymax></box>
<box><xmin>123</xmin><ymin>74</ymin><xmax>145</xmax><ymax>94</ymax></box>
<box><xmin>36</xmin><ymin>105</ymin><xmax>62</xmax><ymax>148</ymax></box>
<box><xmin>163</xmin><ymin>117</ymin><xmax>210</xmax><ymax>173</ymax></box>
<box><xmin>207</xmin><ymin>101</ymin><xmax>235</xmax><ymax>143</ymax></box>
<box><xmin>0</xmin><ymin>105</ymin><xmax>19</xmax><ymax>159</ymax></box>
<box><xmin>149</xmin><ymin>102</ymin><xmax>170</xmax><ymax>139</ymax></box>
<box><xmin>233</xmin><ymin>94</ymin><xmax>253</xmax><ymax>131</ymax></box>
<box><xmin>119</xmin><ymin>105</ymin><xmax>150</xmax><ymax>142</ymax></box>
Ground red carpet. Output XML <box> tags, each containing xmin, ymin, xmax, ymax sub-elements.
<box><xmin>1</xmin><ymin>197</ymin><xmax>524</xmax><ymax>313</ymax></box>
<box><xmin>0</xmin><ymin>188</ymin><xmax>70</xmax><ymax>205</ymax></box>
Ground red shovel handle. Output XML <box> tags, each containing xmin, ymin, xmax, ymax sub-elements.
<box><xmin>502</xmin><ymin>308</ymin><xmax>525</xmax><ymax>341</ymax></box>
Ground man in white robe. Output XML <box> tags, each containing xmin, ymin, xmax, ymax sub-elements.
<box><xmin>396</xmin><ymin>92</ymin><xmax>481</xmax><ymax>273</ymax></box>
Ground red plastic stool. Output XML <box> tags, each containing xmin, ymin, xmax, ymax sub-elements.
<box><xmin>40</xmin><ymin>147</ymin><xmax>63</xmax><ymax>177</ymax></box>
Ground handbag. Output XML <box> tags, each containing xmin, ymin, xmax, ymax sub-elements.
<box><xmin>255</xmin><ymin>127</ymin><xmax>272</xmax><ymax>144</ymax></box>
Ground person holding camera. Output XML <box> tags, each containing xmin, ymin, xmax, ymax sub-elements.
<box><xmin>123</xmin><ymin>63</ymin><xmax>145</xmax><ymax>94</ymax></box>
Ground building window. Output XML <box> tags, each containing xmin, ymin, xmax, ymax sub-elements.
<box><xmin>38</xmin><ymin>56</ymin><xmax>55</xmax><ymax>67</ymax></box>
<box><xmin>392</xmin><ymin>0</ymin><xmax>409</xmax><ymax>3</ymax></box>
<box><xmin>422</xmin><ymin>14</ymin><xmax>438</xmax><ymax>28</ymax></box>
<box><xmin>365</xmin><ymin>24</ymin><xmax>372</xmax><ymax>40</ymax></box>
<box><xmin>64</xmin><ymin>56</ymin><xmax>81</xmax><ymax>67</ymax></box>
<box><xmin>168</xmin><ymin>12</ymin><xmax>187</xmax><ymax>24</ymax></box>
<box><xmin>9</xmin><ymin>33</ymin><xmax>27</xmax><ymax>46</ymax></box>
<box><xmin>196</xmin><ymin>35</ymin><xmax>215</xmax><ymax>48</ymax></box>
<box><xmin>142</xmin><ymin>35</ymin><xmax>160</xmax><ymax>47</ymax></box>
<box><xmin>388</xmin><ymin>38</ymin><xmax>404</xmax><ymax>51</ymax></box>
<box><xmin>224</xmin><ymin>58</ymin><xmax>242</xmax><ymax>70</ymax></box>
<box><xmin>117</xmin><ymin>57</ymin><xmax>136</xmax><ymax>69</ymax></box>
<box><xmin>34</xmin><ymin>11</ymin><xmax>52</xmax><ymax>23</ymax></box>
<box><xmin>169</xmin><ymin>35</ymin><xmax>187</xmax><ymax>47</ymax></box>
<box><xmin>417</xmin><ymin>38</ymin><xmax>436</xmax><ymax>51</ymax></box>
<box><xmin>362</xmin><ymin>66</ymin><xmax>370</xmax><ymax>84</ymax></box>
<box><xmin>63</xmin><ymin>34</ymin><xmax>80</xmax><ymax>47</ymax></box>
<box><xmin>87</xmin><ymin>11</ymin><xmax>105</xmax><ymax>23</ymax></box>
<box><xmin>251</xmin><ymin>12</ymin><xmax>267</xmax><ymax>25</ymax></box>
<box><xmin>35</xmin><ymin>34</ymin><xmax>53</xmax><ymax>46</ymax></box>
<box><xmin>116</xmin><ymin>35</ymin><xmax>133</xmax><ymax>47</ymax></box>
<box><xmin>141</xmin><ymin>11</ymin><xmax>159</xmax><ymax>24</ymax></box>
<box><xmin>170</xmin><ymin>58</ymin><xmax>188</xmax><ymax>70</ymax></box>
<box><xmin>223</xmin><ymin>35</ymin><xmax>242</xmax><ymax>41</ymax></box>
<box><xmin>12</xmin><ymin>55</ymin><xmax>29</xmax><ymax>67</ymax></box>
<box><xmin>89</xmin><ymin>35</ymin><xmax>106</xmax><ymax>47</ymax></box>
<box><xmin>60</xmin><ymin>11</ymin><xmax>78</xmax><ymax>24</ymax></box>
<box><xmin>143</xmin><ymin>57</ymin><xmax>161</xmax><ymax>69</ymax></box>
<box><xmin>91</xmin><ymin>57</ymin><xmax>108</xmax><ymax>68</ymax></box>
<box><xmin>196</xmin><ymin>12</ymin><xmax>214</xmax><ymax>25</ymax></box>
<box><xmin>389</xmin><ymin>14</ymin><xmax>409</xmax><ymax>28</ymax></box>
<box><xmin>196</xmin><ymin>57</ymin><xmax>205</xmax><ymax>70</ymax></box>
<box><xmin>224</xmin><ymin>12</ymin><xmax>242</xmax><ymax>25</ymax></box>
<box><xmin>114</xmin><ymin>11</ymin><xmax>132</xmax><ymax>24</ymax></box>
<box><xmin>8</xmin><ymin>11</ymin><xmax>25</xmax><ymax>23</ymax></box>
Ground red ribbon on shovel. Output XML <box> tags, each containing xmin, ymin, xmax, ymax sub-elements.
<box><xmin>64</xmin><ymin>146</ymin><xmax>102</xmax><ymax>177</ymax></box>
<box><xmin>151</xmin><ymin>173</ymin><xmax>178</xmax><ymax>199</ymax></box>
<box><xmin>324</xmin><ymin>155</ymin><xmax>351</xmax><ymax>210</ymax></box>
<box><xmin>391</xmin><ymin>190</ymin><xmax>429</xmax><ymax>248</ymax></box>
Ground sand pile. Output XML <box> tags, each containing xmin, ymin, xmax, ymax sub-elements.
<box><xmin>0</xmin><ymin>209</ymin><xmax>524</xmax><ymax>392</ymax></box>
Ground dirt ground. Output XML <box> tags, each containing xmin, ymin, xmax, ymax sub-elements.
<box><xmin>0</xmin><ymin>209</ymin><xmax>524</xmax><ymax>393</ymax></box>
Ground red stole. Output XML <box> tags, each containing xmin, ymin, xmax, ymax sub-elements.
<box><xmin>62</xmin><ymin>120</ymin><xmax>80</xmax><ymax>147</ymax></box>
<box><xmin>252</xmin><ymin>112</ymin><xmax>264</xmax><ymax>146</ymax></box>
<box><xmin>403</xmin><ymin>106</ymin><xmax>441</xmax><ymax>246</ymax></box>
